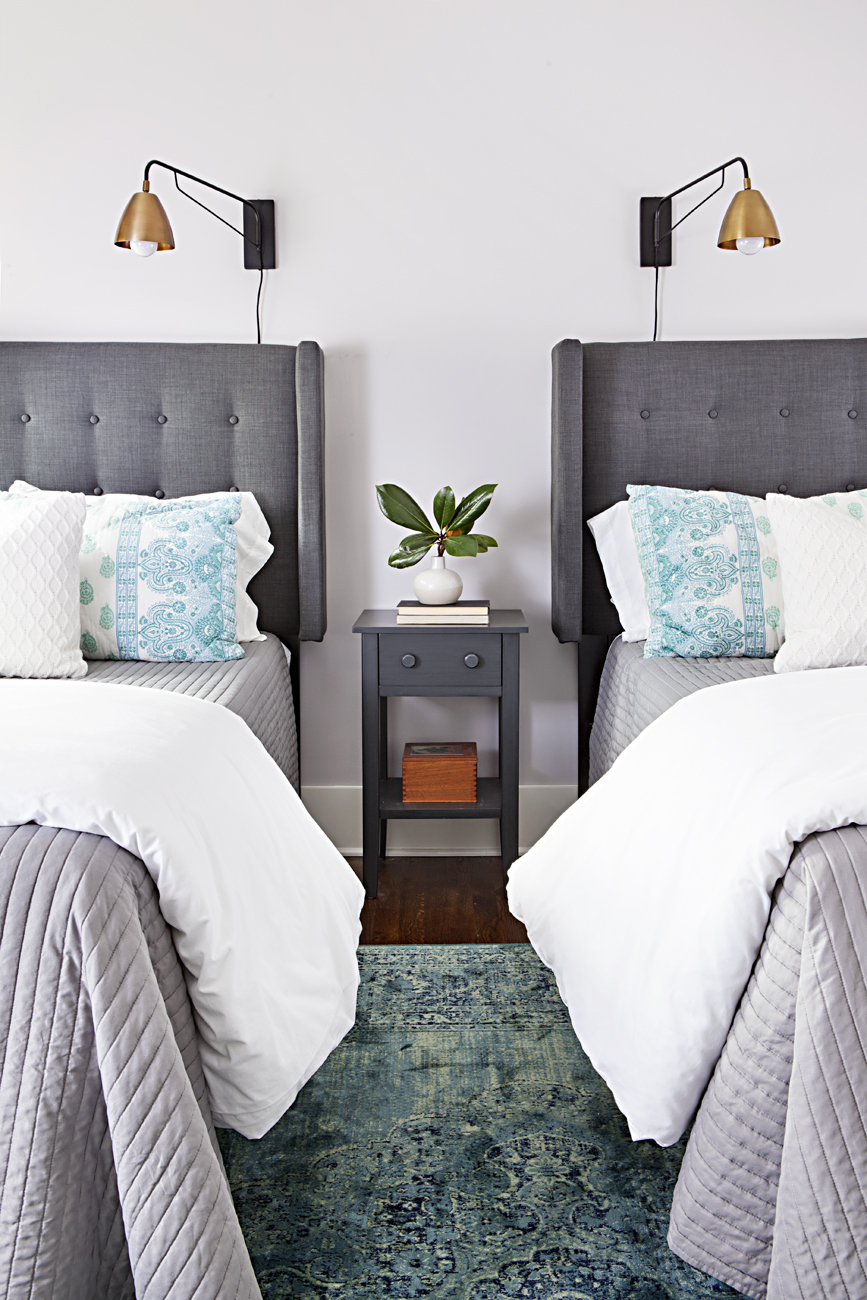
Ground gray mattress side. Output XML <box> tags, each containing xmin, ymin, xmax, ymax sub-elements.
<box><xmin>589</xmin><ymin>637</ymin><xmax>774</xmax><ymax>785</ymax></box>
<box><xmin>81</xmin><ymin>633</ymin><xmax>299</xmax><ymax>792</ymax></box>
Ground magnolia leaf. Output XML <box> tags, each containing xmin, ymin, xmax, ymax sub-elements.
<box><xmin>433</xmin><ymin>486</ymin><xmax>456</xmax><ymax>531</ymax></box>
<box><xmin>468</xmin><ymin>533</ymin><xmax>497</xmax><ymax>551</ymax></box>
<box><xmin>398</xmin><ymin>531</ymin><xmax>439</xmax><ymax>549</ymax></box>
<box><xmin>376</xmin><ymin>484</ymin><xmax>434</xmax><ymax>533</ymax></box>
<box><xmin>444</xmin><ymin>534</ymin><xmax>479</xmax><ymax>558</ymax></box>
<box><xmin>450</xmin><ymin>483</ymin><xmax>497</xmax><ymax>534</ymax></box>
<box><xmin>388</xmin><ymin>539</ymin><xmax>434</xmax><ymax>568</ymax></box>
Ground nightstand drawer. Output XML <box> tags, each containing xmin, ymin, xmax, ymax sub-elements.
<box><xmin>379</xmin><ymin>634</ymin><xmax>502</xmax><ymax>688</ymax></box>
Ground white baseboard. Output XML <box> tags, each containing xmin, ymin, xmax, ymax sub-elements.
<box><xmin>301</xmin><ymin>784</ymin><xmax>578</xmax><ymax>856</ymax></box>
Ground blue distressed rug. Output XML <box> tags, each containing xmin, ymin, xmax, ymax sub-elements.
<box><xmin>219</xmin><ymin>945</ymin><xmax>738</xmax><ymax>1298</ymax></box>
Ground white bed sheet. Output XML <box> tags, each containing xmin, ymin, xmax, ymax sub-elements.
<box><xmin>508</xmin><ymin>667</ymin><xmax>867</xmax><ymax>1145</ymax></box>
<box><xmin>0</xmin><ymin>679</ymin><xmax>365</xmax><ymax>1138</ymax></box>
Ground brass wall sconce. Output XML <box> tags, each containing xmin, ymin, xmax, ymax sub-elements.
<box><xmin>115</xmin><ymin>160</ymin><xmax>276</xmax><ymax>343</ymax></box>
<box><xmin>640</xmin><ymin>157</ymin><xmax>780</xmax><ymax>341</ymax></box>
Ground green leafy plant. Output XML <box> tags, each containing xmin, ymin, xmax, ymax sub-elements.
<box><xmin>376</xmin><ymin>482</ymin><xmax>498</xmax><ymax>568</ymax></box>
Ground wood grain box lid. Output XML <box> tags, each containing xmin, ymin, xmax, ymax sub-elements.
<box><xmin>402</xmin><ymin>742</ymin><xmax>477</xmax><ymax>803</ymax></box>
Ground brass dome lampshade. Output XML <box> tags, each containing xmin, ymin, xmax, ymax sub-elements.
<box><xmin>114</xmin><ymin>160</ymin><xmax>277</xmax><ymax>342</ymax></box>
<box><xmin>640</xmin><ymin>156</ymin><xmax>780</xmax><ymax>339</ymax></box>
<box><xmin>717</xmin><ymin>178</ymin><xmax>780</xmax><ymax>253</ymax></box>
<box><xmin>114</xmin><ymin>180</ymin><xmax>175</xmax><ymax>257</ymax></box>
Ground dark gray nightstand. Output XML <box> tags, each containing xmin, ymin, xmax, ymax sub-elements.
<box><xmin>352</xmin><ymin>609</ymin><xmax>528</xmax><ymax>898</ymax></box>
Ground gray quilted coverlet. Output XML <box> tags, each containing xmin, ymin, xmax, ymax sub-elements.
<box><xmin>670</xmin><ymin>827</ymin><xmax>867</xmax><ymax>1299</ymax></box>
<box><xmin>0</xmin><ymin>824</ymin><xmax>260</xmax><ymax>1299</ymax></box>
<box><xmin>83</xmin><ymin>632</ymin><xmax>298</xmax><ymax>791</ymax></box>
<box><xmin>0</xmin><ymin>639</ymin><xmax>297</xmax><ymax>1297</ymax></box>
<box><xmin>589</xmin><ymin>636</ymin><xmax>772</xmax><ymax>785</ymax></box>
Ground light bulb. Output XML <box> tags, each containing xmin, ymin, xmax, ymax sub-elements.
<box><xmin>130</xmin><ymin>240</ymin><xmax>158</xmax><ymax>257</ymax></box>
<box><xmin>736</xmin><ymin>237</ymin><xmax>765</xmax><ymax>256</ymax></box>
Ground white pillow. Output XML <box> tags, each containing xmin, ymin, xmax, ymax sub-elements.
<box><xmin>767</xmin><ymin>490</ymin><xmax>867</xmax><ymax>672</ymax></box>
<box><xmin>0</xmin><ymin>490</ymin><xmax>87</xmax><ymax>678</ymax></box>
<box><xmin>9</xmin><ymin>482</ymin><xmax>273</xmax><ymax>643</ymax></box>
<box><xmin>587</xmin><ymin>500</ymin><xmax>651</xmax><ymax>642</ymax></box>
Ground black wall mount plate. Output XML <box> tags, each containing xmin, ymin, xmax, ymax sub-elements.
<box><xmin>243</xmin><ymin>199</ymin><xmax>276</xmax><ymax>270</ymax></box>
<box><xmin>640</xmin><ymin>196</ymin><xmax>672</xmax><ymax>267</ymax></box>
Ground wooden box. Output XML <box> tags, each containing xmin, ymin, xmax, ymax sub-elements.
<box><xmin>402</xmin><ymin>742</ymin><xmax>477</xmax><ymax>803</ymax></box>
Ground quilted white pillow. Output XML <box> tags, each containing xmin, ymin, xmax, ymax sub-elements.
<box><xmin>767</xmin><ymin>491</ymin><xmax>867</xmax><ymax>673</ymax></box>
<box><xmin>0</xmin><ymin>490</ymin><xmax>87</xmax><ymax>678</ymax></box>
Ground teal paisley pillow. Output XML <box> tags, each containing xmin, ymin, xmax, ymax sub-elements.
<box><xmin>628</xmin><ymin>485</ymin><xmax>783</xmax><ymax>659</ymax></box>
<box><xmin>77</xmin><ymin>494</ymin><xmax>244</xmax><ymax>662</ymax></box>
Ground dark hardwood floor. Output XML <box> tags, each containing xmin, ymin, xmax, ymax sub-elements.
<box><xmin>347</xmin><ymin>856</ymin><xmax>529</xmax><ymax>945</ymax></box>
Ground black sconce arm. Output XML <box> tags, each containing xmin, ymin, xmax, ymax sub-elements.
<box><xmin>143</xmin><ymin>160</ymin><xmax>263</xmax><ymax>261</ymax></box>
<box><xmin>652</xmin><ymin>157</ymin><xmax>750</xmax><ymax>253</ymax></box>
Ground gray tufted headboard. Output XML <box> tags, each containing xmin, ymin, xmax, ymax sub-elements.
<box><xmin>0</xmin><ymin>340</ymin><xmax>326</xmax><ymax>722</ymax></box>
<box><xmin>551</xmin><ymin>336</ymin><xmax>867</xmax><ymax>785</ymax></box>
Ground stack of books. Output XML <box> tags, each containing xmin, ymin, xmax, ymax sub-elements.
<box><xmin>396</xmin><ymin>600</ymin><xmax>490</xmax><ymax>626</ymax></box>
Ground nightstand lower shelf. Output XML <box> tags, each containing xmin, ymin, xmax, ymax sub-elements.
<box><xmin>380</xmin><ymin>777</ymin><xmax>502</xmax><ymax>818</ymax></box>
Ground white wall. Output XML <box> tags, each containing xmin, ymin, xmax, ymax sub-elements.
<box><xmin>3</xmin><ymin>0</ymin><xmax>866</xmax><ymax>851</ymax></box>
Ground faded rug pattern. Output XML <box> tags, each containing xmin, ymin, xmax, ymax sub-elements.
<box><xmin>219</xmin><ymin>945</ymin><xmax>737</xmax><ymax>1299</ymax></box>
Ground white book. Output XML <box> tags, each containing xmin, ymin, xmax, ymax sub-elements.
<box><xmin>396</xmin><ymin>616</ymin><xmax>490</xmax><ymax>625</ymax></box>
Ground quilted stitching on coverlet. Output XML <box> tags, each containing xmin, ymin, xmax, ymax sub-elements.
<box><xmin>0</xmin><ymin>824</ymin><xmax>260</xmax><ymax>1300</ymax></box>
<box><xmin>670</xmin><ymin>828</ymin><xmax>867</xmax><ymax>1300</ymax></box>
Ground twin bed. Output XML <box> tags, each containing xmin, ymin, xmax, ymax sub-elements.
<box><xmin>509</xmin><ymin>337</ymin><xmax>867</xmax><ymax>1299</ymax></box>
<box><xmin>0</xmin><ymin>342</ymin><xmax>363</xmax><ymax>1299</ymax></box>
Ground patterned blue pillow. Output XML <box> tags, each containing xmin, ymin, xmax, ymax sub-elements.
<box><xmin>628</xmin><ymin>485</ymin><xmax>783</xmax><ymax>658</ymax></box>
<box><xmin>77</xmin><ymin>494</ymin><xmax>243</xmax><ymax>661</ymax></box>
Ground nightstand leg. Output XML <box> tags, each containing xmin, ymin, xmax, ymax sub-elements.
<box><xmin>499</xmin><ymin>633</ymin><xmax>520</xmax><ymax>886</ymax></box>
<box><xmin>379</xmin><ymin>696</ymin><xmax>388</xmax><ymax>858</ymax></box>
<box><xmin>361</xmin><ymin>633</ymin><xmax>380</xmax><ymax>898</ymax></box>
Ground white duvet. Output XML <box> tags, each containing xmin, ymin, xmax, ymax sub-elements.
<box><xmin>0</xmin><ymin>679</ymin><xmax>365</xmax><ymax>1139</ymax></box>
<box><xmin>508</xmin><ymin>667</ymin><xmax>867</xmax><ymax>1146</ymax></box>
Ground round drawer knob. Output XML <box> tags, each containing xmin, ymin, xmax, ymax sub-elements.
<box><xmin>464</xmin><ymin>653</ymin><xmax>480</xmax><ymax>668</ymax></box>
<box><xmin>401</xmin><ymin>654</ymin><xmax>416</xmax><ymax>668</ymax></box>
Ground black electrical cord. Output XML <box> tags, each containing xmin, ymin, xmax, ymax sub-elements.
<box><xmin>255</xmin><ymin>265</ymin><xmax>264</xmax><ymax>346</ymax></box>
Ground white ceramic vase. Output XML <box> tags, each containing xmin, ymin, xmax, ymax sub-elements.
<box><xmin>413</xmin><ymin>555</ymin><xmax>463</xmax><ymax>605</ymax></box>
